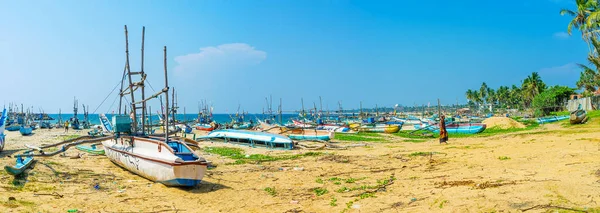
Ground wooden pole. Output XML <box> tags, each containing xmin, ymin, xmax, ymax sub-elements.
<box><xmin>140</xmin><ymin>26</ymin><xmax>146</xmax><ymax>134</ymax></box>
<box><xmin>163</xmin><ymin>46</ymin><xmax>169</xmax><ymax>143</ymax></box>
<box><xmin>124</xmin><ymin>25</ymin><xmax>138</xmax><ymax>133</ymax></box>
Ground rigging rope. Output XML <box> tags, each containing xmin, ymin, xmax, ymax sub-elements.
<box><xmin>146</xmin><ymin>79</ymin><xmax>157</xmax><ymax>93</ymax></box>
<box><xmin>92</xmin><ymin>80</ymin><xmax>123</xmax><ymax>114</ymax></box>
<box><xmin>106</xmin><ymin>92</ymin><xmax>120</xmax><ymax>114</ymax></box>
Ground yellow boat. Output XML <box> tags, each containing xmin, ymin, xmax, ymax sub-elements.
<box><xmin>384</xmin><ymin>125</ymin><xmax>400</xmax><ymax>133</ymax></box>
<box><xmin>356</xmin><ymin>124</ymin><xmax>401</xmax><ymax>133</ymax></box>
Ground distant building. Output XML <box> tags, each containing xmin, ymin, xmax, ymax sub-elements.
<box><xmin>571</xmin><ymin>94</ymin><xmax>583</xmax><ymax>100</ymax></box>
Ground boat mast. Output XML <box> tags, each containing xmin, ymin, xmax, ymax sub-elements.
<box><xmin>163</xmin><ymin>46</ymin><xmax>170</xmax><ymax>143</ymax></box>
<box><xmin>140</xmin><ymin>26</ymin><xmax>146</xmax><ymax>133</ymax></box>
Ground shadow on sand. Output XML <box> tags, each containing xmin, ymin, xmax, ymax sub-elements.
<box><xmin>0</xmin><ymin>148</ymin><xmax>27</xmax><ymax>158</ymax></box>
<box><xmin>184</xmin><ymin>180</ymin><xmax>231</xmax><ymax>193</ymax></box>
<box><xmin>8</xmin><ymin>160</ymin><xmax>37</xmax><ymax>189</ymax></box>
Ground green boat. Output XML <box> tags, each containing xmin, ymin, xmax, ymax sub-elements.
<box><xmin>75</xmin><ymin>144</ymin><xmax>105</xmax><ymax>155</ymax></box>
<box><xmin>4</xmin><ymin>155</ymin><xmax>34</xmax><ymax>176</ymax></box>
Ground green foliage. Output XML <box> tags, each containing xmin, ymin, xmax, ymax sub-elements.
<box><xmin>330</xmin><ymin>197</ymin><xmax>338</xmax><ymax>206</ymax></box>
<box><xmin>335</xmin><ymin>132</ymin><xmax>385</xmax><ymax>142</ymax></box>
<box><xmin>314</xmin><ymin>187</ymin><xmax>328</xmax><ymax>196</ymax></box>
<box><xmin>409</xmin><ymin>151</ymin><xmax>439</xmax><ymax>157</ymax></box>
<box><xmin>532</xmin><ymin>85</ymin><xmax>575</xmax><ymax>116</ymax></box>
<box><xmin>264</xmin><ymin>187</ymin><xmax>276</xmax><ymax>196</ymax></box>
<box><xmin>395</xmin><ymin>131</ymin><xmax>435</xmax><ymax>139</ymax></box>
<box><xmin>203</xmin><ymin>147</ymin><xmax>323</xmax><ymax>164</ymax></box>
<box><xmin>59</xmin><ymin>135</ymin><xmax>81</xmax><ymax>141</ymax></box>
<box><xmin>315</xmin><ymin>178</ymin><xmax>324</xmax><ymax>184</ymax></box>
<box><xmin>498</xmin><ymin>156</ymin><xmax>511</xmax><ymax>160</ymax></box>
<box><xmin>403</xmin><ymin>139</ymin><xmax>427</xmax><ymax>143</ymax></box>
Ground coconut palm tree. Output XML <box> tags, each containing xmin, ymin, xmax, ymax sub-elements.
<box><xmin>576</xmin><ymin>65</ymin><xmax>598</xmax><ymax>95</ymax></box>
<box><xmin>561</xmin><ymin>0</ymin><xmax>598</xmax><ymax>48</ymax></box>
<box><xmin>479</xmin><ymin>82</ymin><xmax>489</xmax><ymax>105</ymax></box>
<box><xmin>496</xmin><ymin>86</ymin><xmax>510</xmax><ymax>108</ymax></box>
<box><xmin>509</xmin><ymin>85</ymin><xmax>522</xmax><ymax>109</ymax></box>
<box><xmin>521</xmin><ymin>72</ymin><xmax>546</xmax><ymax>108</ymax></box>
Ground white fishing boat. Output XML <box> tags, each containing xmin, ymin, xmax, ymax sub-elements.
<box><xmin>101</xmin><ymin>25</ymin><xmax>208</xmax><ymax>187</ymax></box>
<box><xmin>198</xmin><ymin>129</ymin><xmax>294</xmax><ymax>150</ymax></box>
<box><xmin>102</xmin><ymin>135</ymin><xmax>208</xmax><ymax>186</ymax></box>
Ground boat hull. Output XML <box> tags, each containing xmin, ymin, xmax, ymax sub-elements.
<box><xmin>4</xmin><ymin>156</ymin><xmax>34</xmax><ymax>176</ymax></box>
<box><xmin>356</xmin><ymin>124</ymin><xmax>401</xmax><ymax>133</ymax></box>
<box><xmin>570</xmin><ymin>110</ymin><xmax>588</xmax><ymax>124</ymax></box>
<box><xmin>429</xmin><ymin>124</ymin><xmax>486</xmax><ymax>134</ymax></box>
<box><xmin>102</xmin><ymin>137</ymin><xmax>208</xmax><ymax>187</ymax></box>
<box><xmin>199</xmin><ymin>129</ymin><xmax>293</xmax><ymax>149</ymax></box>
<box><xmin>76</xmin><ymin>145</ymin><xmax>105</xmax><ymax>155</ymax></box>
<box><xmin>6</xmin><ymin>125</ymin><xmax>20</xmax><ymax>131</ymax></box>
<box><xmin>537</xmin><ymin>115</ymin><xmax>569</xmax><ymax>124</ymax></box>
<box><xmin>19</xmin><ymin>126</ymin><xmax>33</xmax><ymax>136</ymax></box>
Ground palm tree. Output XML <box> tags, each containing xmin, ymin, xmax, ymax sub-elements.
<box><xmin>561</xmin><ymin>0</ymin><xmax>598</xmax><ymax>48</ymax></box>
<box><xmin>479</xmin><ymin>82</ymin><xmax>489</xmax><ymax>105</ymax></box>
<box><xmin>496</xmin><ymin>86</ymin><xmax>510</xmax><ymax>108</ymax></box>
<box><xmin>521</xmin><ymin>72</ymin><xmax>546</xmax><ymax>108</ymax></box>
<box><xmin>509</xmin><ymin>85</ymin><xmax>522</xmax><ymax>109</ymax></box>
<box><xmin>576</xmin><ymin>65</ymin><xmax>598</xmax><ymax>95</ymax></box>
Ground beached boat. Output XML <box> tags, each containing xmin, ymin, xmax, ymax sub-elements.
<box><xmin>292</xmin><ymin>120</ymin><xmax>315</xmax><ymax>128</ymax></box>
<box><xmin>537</xmin><ymin>115</ymin><xmax>569</xmax><ymax>124</ymax></box>
<box><xmin>232</xmin><ymin>122</ymin><xmax>254</xmax><ymax>130</ymax></box>
<box><xmin>570</xmin><ymin>110</ymin><xmax>588</xmax><ymax>124</ymax></box>
<box><xmin>417</xmin><ymin>123</ymin><xmax>486</xmax><ymax>134</ymax></box>
<box><xmin>103</xmin><ymin>135</ymin><xmax>208</xmax><ymax>186</ymax></box>
<box><xmin>287</xmin><ymin>128</ymin><xmax>334</xmax><ymax>141</ymax></box>
<box><xmin>76</xmin><ymin>144</ymin><xmax>105</xmax><ymax>155</ymax></box>
<box><xmin>99</xmin><ymin>114</ymin><xmax>113</xmax><ymax>132</ymax></box>
<box><xmin>198</xmin><ymin>129</ymin><xmax>294</xmax><ymax>150</ymax></box>
<box><xmin>100</xmin><ymin>26</ymin><xmax>209</xmax><ymax>187</ymax></box>
<box><xmin>0</xmin><ymin>108</ymin><xmax>6</xmax><ymax>152</ymax></box>
<box><xmin>316</xmin><ymin>124</ymin><xmax>350</xmax><ymax>133</ymax></box>
<box><xmin>195</xmin><ymin>123</ymin><xmax>214</xmax><ymax>131</ymax></box>
<box><xmin>20</xmin><ymin>126</ymin><xmax>33</xmax><ymax>136</ymax></box>
<box><xmin>177</xmin><ymin>124</ymin><xmax>193</xmax><ymax>134</ymax></box>
<box><xmin>4</xmin><ymin>155</ymin><xmax>33</xmax><ymax>176</ymax></box>
<box><xmin>356</xmin><ymin>124</ymin><xmax>401</xmax><ymax>133</ymax></box>
<box><xmin>6</xmin><ymin>125</ymin><xmax>20</xmax><ymax>131</ymax></box>
<box><xmin>40</xmin><ymin>121</ymin><xmax>53</xmax><ymax>129</ymax></box>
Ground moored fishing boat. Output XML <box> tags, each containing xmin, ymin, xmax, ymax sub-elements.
<box><xmin>417</xmin><ymin>123</ymin><xmax>486</xmax><ymax>134</ymax></box>
<box><xmin>6</xmin><ymin>125</ymin><xmax>20</xmax><ymax>131</ymax></box>
<box><xmin>99</xmin><ymin>113</ymin><xmax>113</xmax><ymax>132</ymax></box>
<box><xmin>20</xmin><ymin>126</ymin><xmax>33</xmax><ymax>136</ymax></box>
<box><xmin>287</xmin><ymin>128</ymin><xmax>334</xmax><ymax>141</ymax></box>
<box><xmin>197</xmin><ymin>129</ymin><xmax>293</xmax><ymax>150</ymax></box>
<box><xmin>99</xmin><ymin>25</ymin><xmax>209</xmax><ymax>187</ymax></box>
<box><xmin>537</xmin><ymin>115</ymin><xmax>569</xmax><ymax>124</ymax></box>
<box><xmin>570</xmin><ymin>109</ymin><xmax>588</xmax><ymax>124</ymax></box>
<box><xmin>355</xmin><ymin>124</ymin><xmax>401</xmax><ymax>133</ymax></box>
<box><xmin>4</xmin><ymin>154</ymin><xmax>33</xmax><ymax>176</ymax></box>
<box><xmin>195</xmin><ymin>123</ymin><xmax>215</xmax><ymax>131</ymax></box>
<box><xmin>0</xmin><ymin>108</ymin><xmax>6</xmax><ymax>152</ymax></box>
<box><xmin>102</xmin><ymin>134</ymin><xmax>207</xmax><ymax>186</ymax></box>
<box><xmin>316</xmin><ymin>124</ymin><xmax>350</xmax><ymax>133</ymax></box>
<box><xmin>76</xmin><ymin>144</ymin><xmax>105</xmax><ymax>155</ymax></box>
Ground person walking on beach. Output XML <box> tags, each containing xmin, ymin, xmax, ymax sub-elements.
<box><xmin>439</xmin><ymin>114</ymin><xmax>448</xmax><ymax>144</ymax></box>
<box><xmin>64</xmin><ymin>120</ymin><xmax>69</xmax><ymax>133</ymax></box>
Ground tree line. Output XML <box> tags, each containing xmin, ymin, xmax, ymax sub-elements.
<box><xmin>462</xmin><ymin>1</ymin><xmax>600</xmax><ymax>116</ymax></box>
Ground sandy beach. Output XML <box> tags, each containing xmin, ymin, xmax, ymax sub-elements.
<box><xmin>1</xmin><ymin>121</ymin><xmax>599</xmax><ymax>213</ymax></box>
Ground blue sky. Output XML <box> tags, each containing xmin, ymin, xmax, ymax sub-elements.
<box><xmin>0</xmin><ymin>0</ymin><xmax>589</xmax><ymax>113</ymax></box>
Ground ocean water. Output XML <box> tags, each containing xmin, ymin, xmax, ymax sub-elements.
<box><xmin>42</xmin><ymin>113</ymin><xmax>300</xmax><ymax>125</ymax></box>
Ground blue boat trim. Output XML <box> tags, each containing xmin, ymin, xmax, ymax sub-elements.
<box><xmin>159</xmin><ymin>178</ymin><xmax>202</xmax><ymax>187</ymax></box>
